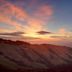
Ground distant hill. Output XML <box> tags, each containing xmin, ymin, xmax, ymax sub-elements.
<box><xmin>0</xmin><ymin>38</ymin><xmax>72</xmax><ymax>72</ymax></box>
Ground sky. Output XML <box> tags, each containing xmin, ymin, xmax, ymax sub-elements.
<box><xmin>0</xmin><ymin>0</ymin><xmax>72</xmax><ymax>47</ymax></box>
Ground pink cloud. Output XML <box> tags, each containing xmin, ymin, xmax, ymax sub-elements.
<box><xmin>59</xmin><ymin>28</ymin><xmax>67</xmax><ymax>34</ymax></box>
<box><xmin>25</xmin><ymin>5</ymin><xmax>53</xmax><ymax>33</ymax></box>
<box><xmin>0</xmin><ymin>0</ymin><xmax>53</xmax><ymax>35</ymax></box>
<box><xmin>33</xmin><ymin>5</ymin><xmax>53</xmax><ymax>20</ymax></box>
<box><xmin>0</xmin><ymin>0</ymin><xmax>29</xmax><ymax>31</ymax></box>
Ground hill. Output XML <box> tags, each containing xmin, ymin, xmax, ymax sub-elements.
<box><xmin>0</xmin><ymin>38</ymin><xmax>72</xmax><ymax>72</ymax></box>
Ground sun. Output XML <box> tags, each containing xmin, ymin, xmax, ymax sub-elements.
<box><xmin>21</xmin><ymin>32</ymin><xmax>38</xmax><ymax>38</ymax></box>
<box><xmin>22</xmin><ymin>32</ymin><xmax>51</xmax><ymax>39</ymax></box>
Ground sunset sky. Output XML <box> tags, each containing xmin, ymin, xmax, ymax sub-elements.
<box><xmin>0</xmin><ymin>0</ymin><xmax>72</xmax><ymax>46</ymax></box>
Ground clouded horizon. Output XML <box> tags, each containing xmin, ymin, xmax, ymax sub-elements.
<box><xmin>0</xmin><ymin>0</ymin><xmax>72</xmax><ymax>47</ymax></box>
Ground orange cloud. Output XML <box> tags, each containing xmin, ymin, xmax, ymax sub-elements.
<box><xmin>59</xmin><ymin>28</ymin><xmax>66</xmax><ymax>34</ymax></box>
<box><xmin>25</xmin><ymin>5</ymin><xmax>53</xmax><ymax>34</ymax></box>
<box><xmin>25</xmin><ymin>18</ymin><xmax>43</xmax><ymax>34</ymax></box>
<box><xmin>0</xmin><ymin>0</ymin><xmax>53</xmax><ymax>39</ymax></box>
<box><xmin>0</xmin><ymin>14</ymin><xmax>22</xmax><ymax>31</ymax></box>
<box><xmin>49</xmin><ymin>28</ymin><xmax>72</xmax><ymax>40</ymax></box>
<box><xmin>0</xmin><ymin>28</ymin><xmax>10</xmax><ymax>33</ymax></box>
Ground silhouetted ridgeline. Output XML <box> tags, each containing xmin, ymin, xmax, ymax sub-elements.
<box><xmin>0</xmin><ymin>38</ymin><xmax>69</xmax><ymax>48</ymax></box>
<box><xmin>0</xmin><ymin>38</ymin><xmax>30</xmax><ymax>47</ymax></box>
<box><xmin>0</xmin><ymin>38</ymin><xmax>72</xmax><ymax>72</ymax></box>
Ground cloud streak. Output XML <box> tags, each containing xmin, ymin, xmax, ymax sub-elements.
<box><xmin>0</xmin><ymin>31</ymin><xmax>25</xmax><ymax>36</ymax></box>
<box><xmin>37</xmin><ymin>31</ymin><xmax>52</xmax><ymax>35</ymax></box>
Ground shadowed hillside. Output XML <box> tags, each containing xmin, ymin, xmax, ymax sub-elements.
<box><xmin>0</xmin><ymin>38</ymin><xmax>72</xmax><ymax>72</ymax></box>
